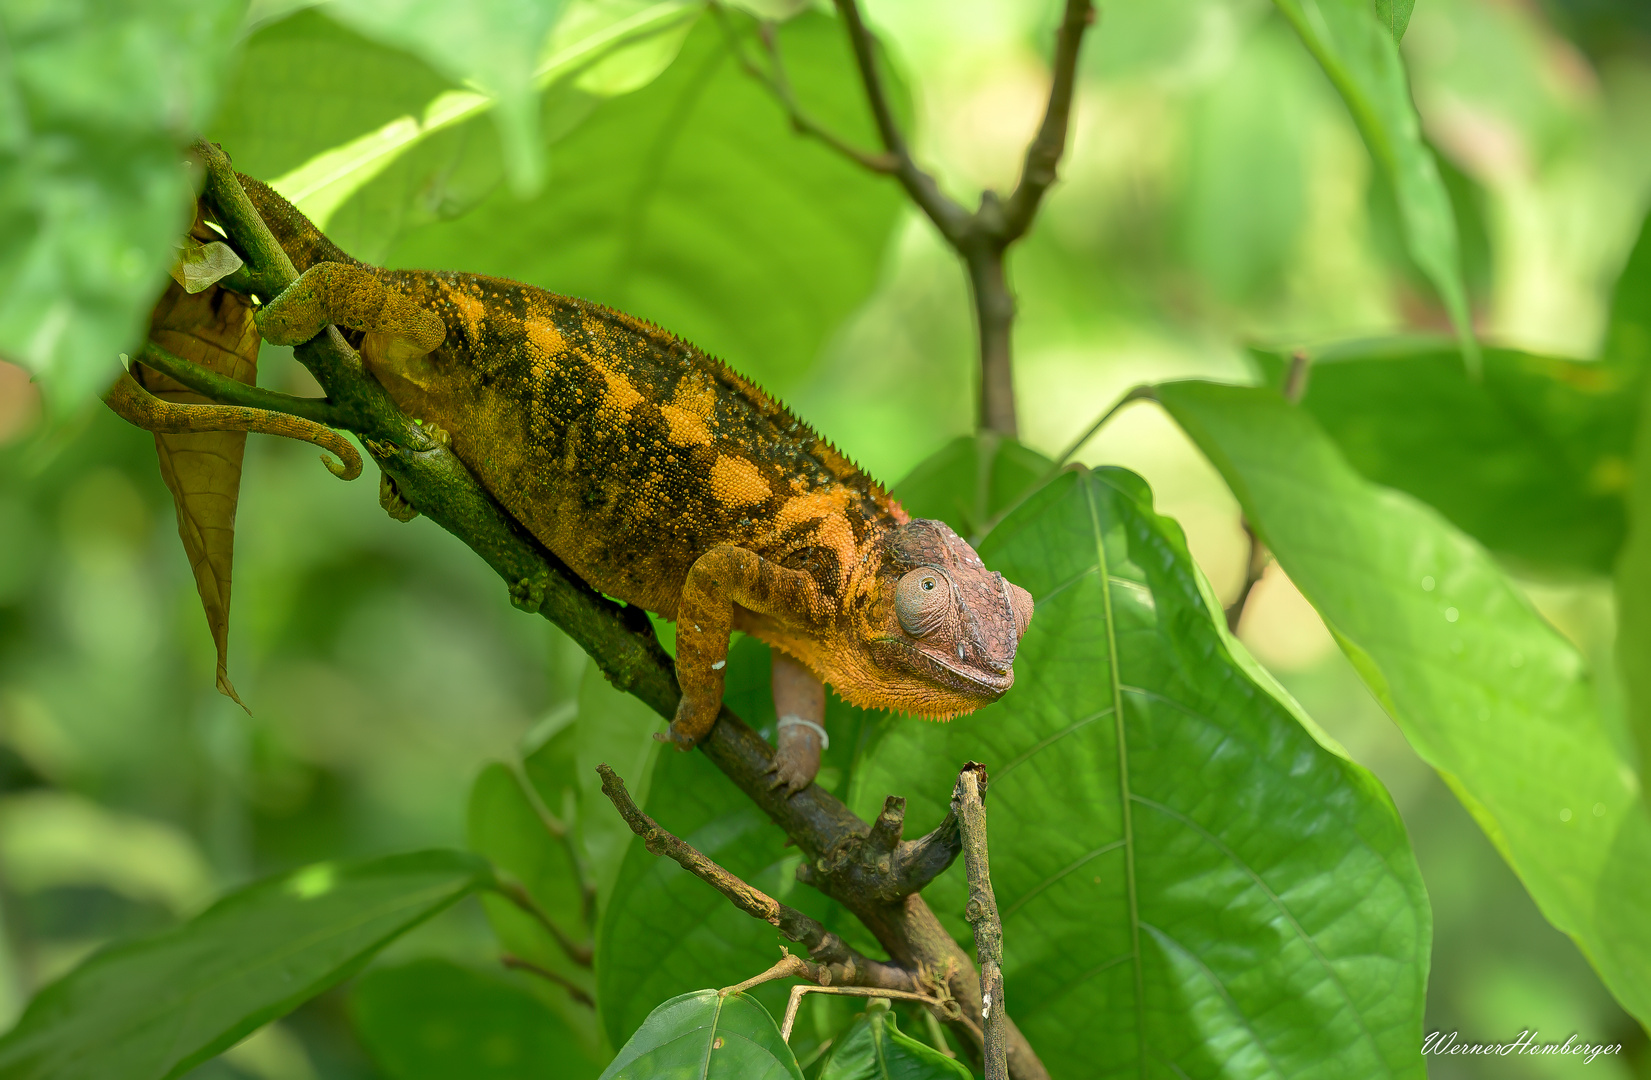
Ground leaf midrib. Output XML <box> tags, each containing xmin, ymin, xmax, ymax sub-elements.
<box><xmin>1083</xmin><ymin>473</ymin><xmax>1145</xmax><ymax>1076</ymax></box>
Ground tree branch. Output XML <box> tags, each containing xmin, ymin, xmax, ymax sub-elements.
<box><xmin>175</xmin><ymin>142</ymin><xmax>1050</xmax><ymax>1080</ymax></box>
<box><xmin>828</xmin><ymin>0</ymin><xmax>972</xmax><ymax>243</ymax></box>
<box><xmin>999</xmin><ymin>0</ymin><xmax>1096</xmax><ymax>242</ymax></box>
<box><xmin>954</xmin><ymin>763</ymin><xmax>1006</xmax><ymax>1080</ymax></box>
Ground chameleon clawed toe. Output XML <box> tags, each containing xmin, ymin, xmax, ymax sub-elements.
<box><xmin>378</xmin><ymin>471</ymin><xmax>418</xmax><ymax>522</ymax></box>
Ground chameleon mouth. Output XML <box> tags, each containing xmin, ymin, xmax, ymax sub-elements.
<box><xmin>869</xmin><ymin>636</ymin><xmax>1014</xmax><ymax>700</ymax></box>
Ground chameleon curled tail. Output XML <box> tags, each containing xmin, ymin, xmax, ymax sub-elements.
<box><xmin>105</xmin><ymin>369</ymin><xmax>363</xmax><ymax>480</ymax></box>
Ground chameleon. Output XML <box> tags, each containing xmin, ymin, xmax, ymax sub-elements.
<box><xmin>171</xmin><ymin>172</ymin><xmax>1035</xmax><ymax>793</ymax></box>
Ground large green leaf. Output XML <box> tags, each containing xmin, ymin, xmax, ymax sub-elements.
<box><xmin>321</xmin><ymin>0</ymin><xmax>568</xmax><ymax>194</ymax></box>
<box><xmin>253</xmin><ymin>0</ymin><xmax>699</xmax><ymax>248</ymax></box>
<box><xmin>852</xmin><ymin>457</ymin><xmax>1431</xmax><ymax>1078</ymax></box>
<box><xmin>1617</xmin><ymin>209</ymin><xmax>1651</xmax><ymax>818</ymax></box>
<box><xmin>1616</xmin><ymin>376</ymin><xmax>1651</xmax><ymax>820</ymax></box>
<box><xmin>352</xmin><ymin>958</ymin><xmax>599</xmax><ymax>1079</ymax></box>
<box><xmin>1273</xmin><ymin>0</ymin><xmax>1477</xmax><ymax>371</ymax></box>
<box><xmin>386</xmin><ymin>11</ymin><xmax>907</xmax><ymax>394</ymax></box>
<box><xmin>816</xmin><ymin>1004</ymin><xmax>971</xmax><ymax>1080</ymax></box>
<box><xmin>891</xmin><ymin>434</ymin><xmax>1053</xmax><ymax>541</ymax></box>
<box><xmin>601</xmin><ymin>990</ymin><xmax>802</xmax><ymax>1080</ymax></box>
<box><xmin>0</xmin><ymin>0</ymin><xmax>243</xmax><ymax>409</ymax></box>
<box><xmin>1155</xmin><ymin>380</ymin><xmax>1651</xmax><ymax>1026</ymax></box>
<box><xmin>1251</xmin><ymin>338</ymin><xmax>1636</xmax><ymax>575</ymax></box>
<box><xmin>207</xmin><ymin>8</ymin><xmax>455</xmax><ymax>186</ymax></box>
<box><xmin>1605</xmin><ymin>208</ymin><xmax>1651</xmax><ymax>372</ymax></box>
<box><xmin>0</xmin><ymin>850</ymin><xmax>489</xmax><ymax>1080</ymax></box>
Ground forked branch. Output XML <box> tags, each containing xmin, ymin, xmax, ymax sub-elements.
<box><xmin>746</xmin><ymin>0</ymin><xmax>1098</xmax><ymax>435</ymax></box>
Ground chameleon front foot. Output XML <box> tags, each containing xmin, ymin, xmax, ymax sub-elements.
<box><xmin>655</xmin><ymin>697</ymin><xmax>717</xmax><ymax>752</ymax></box>
<box><xmin>378</xmin><ymin>471</ymin><xmax>418</xmax><ymax>522</ymax></box>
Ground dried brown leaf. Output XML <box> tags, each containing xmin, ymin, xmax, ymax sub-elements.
<box><xmin>136</xmin><ymin>215</ymin><xmax>261</xmax><ymax>709</ymax></box>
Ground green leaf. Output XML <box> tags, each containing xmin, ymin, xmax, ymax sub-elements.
<box><xmin>1605</xmin><ymin>208</ymin><xmax>1651</xmax><ymax>372</ymax></box>
<box><xmin>1155</xmin><ymin>380</ymin><xmax>1651</xmax><ymax>1027</ymax></box>
<box><xmin>1251</xmin><ymin>338</ymin><xmax>1637</xmax><ymax>575</ymax></box>
<box><xmin>352</xmin><ymin>958</ymin><xmax>599</xmax><ymax>1079</ymax></box>
<box><xmin>816</xmin><ymin>1004</ymin><xmax>971</xmax><ymax>1080</ymax></box>
<box><xmin>890</xmin><ymin>434</ymin><xmax>1053</xmax><ymax>540</ymax></box>
<box><xmin>852</xmin><ymin>451</ymin><xmax>1431</xmax><ymax>1077</ymax></box>
<box><xmin>601</xmin><ymin>991</ymin><xmax>802</xmax><ymax>1080</ymax></box>
<box><xmin>1615</xmin><ymin>376</ymin><xmax>1651</xmax><ymax>833</ymax></box>
<box><xmin>466</xmin><ymin>734</ymin><xmax>598</xmax><ymax>1028</ymax></box>
<box><xmin>321</xmin><ymin>0</ymin><xmax>569</xmax><ymax>195</ymax></box>
<box><xmin>207</xmin><ymin>8</ymin><xmax>455</xmax><ymax>187</ymax></box>
<box><xmin>386</xmin><ymin>11</ymin><xmax>907</xmax><ymax>394</ymax></box>
<box><xmin>255</xmin><ymin>0</ymin><xmax>701</xmax><ymax>253</ymax></box>
<box><xmin>0</xmin><ymin>850</ymin><xmax>489</xmax><ymax>1080</ymax></box>
<box><xmin>0</xmin><ymin>0</ymin><xmax>243</xmax><ymax>409</ymax></box>
<box><xmin>1273</xmin><ymin>0</ymin><xmax>1477</xmax><ymax>372</ymax></box>
<box><xmin>1373</xmin><ymin>0</ymin><xmax>1415</xmax><ymax>42</ymax></box>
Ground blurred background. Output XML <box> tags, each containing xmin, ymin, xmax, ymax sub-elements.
<box><xmin>2</xmin><ymin>0</ymin><xmax>1649</xmax><ymax>1075</ymax></box>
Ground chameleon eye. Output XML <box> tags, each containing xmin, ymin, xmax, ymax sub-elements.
<box><xmin>895</xmin><ymin>568</ymin><xmax>951</xmax><ymax>637</ymax></box>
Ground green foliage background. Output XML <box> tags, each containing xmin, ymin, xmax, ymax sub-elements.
<box><xmin>1</xmin><ymin>0</ymin><xmax>1650</xmax><ymax>1077</ymax></box>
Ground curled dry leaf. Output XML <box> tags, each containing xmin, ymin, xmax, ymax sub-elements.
<box><xmin>169</xmin><ymin>235</ymin><xmax>245</xmax><ymax>295</ymax></box>
<box><xmin>135</xmin><ymin>211</ymin><xmax>261</xmax><ymax>710</ymax></box>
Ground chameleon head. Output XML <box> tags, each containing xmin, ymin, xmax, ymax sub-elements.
<box><xmin>847</xmin><ymin>518</ymin><xmax>1033</xmax><ymax>717</ymax></box>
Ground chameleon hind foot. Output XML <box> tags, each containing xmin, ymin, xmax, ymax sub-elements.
<box><xmin>765</xmin><ymin>650</ymin><xmax>825</xmax><ymax>797</ymax></box>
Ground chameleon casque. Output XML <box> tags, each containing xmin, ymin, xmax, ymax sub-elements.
<box><xmin>169</xmin><ymin>174</ymin><xmax>1035</xmax><ymax>792</ymax></box>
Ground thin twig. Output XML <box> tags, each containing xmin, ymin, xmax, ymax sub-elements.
<box><xmin>500</xmin><ymin>953</ymin><xmax>595</xmax><ymax>1007</ymax></box>
<box><xmin>491</xmin><ymin>876</ymin><xmax>594</xmax><ymax>968</ymax></box>
<box><xmin>509</xmin><ymin>762</ymin><xmax>599</xmax><ymax>927</ymax></box>
<box><xmin>1282</xmin><ymin>348</ymin><xmax>1313</xmax><ymax>404</ymax></box>
<box><xmin>829</xmin><ymin>0</ymin><xmax>972</xmax><ymax>243</ymax></box>
<box><xmin>1000</xmin><ymin>0</ymin><xmax>1097</xmax><ymax>242</ymax></box>
<box><xmin>714</xmin><ymin>9</ymin><xmax>898</xmax><ymax>174</ymax></box>
<box><xmin>1225</xmin><ymin>349</ymin><xmax>1307</xmax><ymax>632</ymax></box>
<box><xmin>779</xmin><ymin>985</ymin><xmax>969</xmax><ymax>1044</ymax></box>
<box><xmin>721</xmin><ymin>951</ymin><xmax>821</xmax><ymax>997</ymax></box>
<box><xmin>1051</xmin><ymin>384</ymin><xmax>1154</xmax><ymax>472</ymax></box>
<box><xmin>597</xmin><ymin>764</ymin><xmax>911</xmax><ymax>989</ymax></box>
<box><xmin>954</xmin><ymin>763</ymin><xmax>1006</xmax><ymax>1080</ymax></box>
<box><xmin>1225</xmin><ymin>519</ymin><xmax>1270</xmax><ymax>635</ymax></box>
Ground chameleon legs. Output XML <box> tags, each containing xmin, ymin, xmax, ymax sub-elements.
<box><xmin>256</xmin><ymin>262</ymin><xmax>446</xmax><ymax>357</ymax></box>
<box><xmin>665</xmin><ymin>544</ymin><xmax>828</xmax><ymax>791</ymax></box>
<box><xmin>770</xmin><ymin>650</ymin><xmax>826</xmax><ymax>796</ymax></box>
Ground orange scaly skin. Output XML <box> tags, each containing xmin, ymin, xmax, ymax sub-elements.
<box><xmin>240</xmin><ymin>175</ymin><xmax>1032</xmax><ymax>780</ymax></box>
